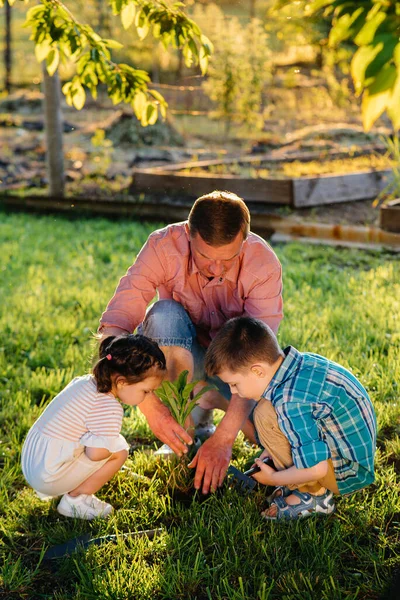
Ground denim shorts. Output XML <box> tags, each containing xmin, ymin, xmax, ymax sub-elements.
<box><xmin>138</xmin><ymin>300</ymin><xmax>231</xmax><ymax>400</ymax></box>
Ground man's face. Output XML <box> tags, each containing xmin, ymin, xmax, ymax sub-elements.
<box><xmin>189</xmin><ymin>232</ymin><xmax>244</xmax><ymax>279</ymax></box>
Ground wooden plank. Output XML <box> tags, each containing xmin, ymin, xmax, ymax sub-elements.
<box><xmin>132</xmin><ymin>171</ymin><xmax>292</xmax><ymax>205</ymax></box>
<box><xmin>292</xmin><ymin>169</ymin><xmax>392</xmax><ymax>207</ymax></box>
<box><xmin>3</xmin><ymin>193</ymin><xmax>400</xmax><ymax>248</ymax></box>
<box><xmin>0</xmin><ymin>194</ymin><xmax>191</xmax><ymax>222</ymax></box>
<box><xmin>380</xmin><ymin>200</ymin><xmax>400</xmax><ymax>233</ymax></box>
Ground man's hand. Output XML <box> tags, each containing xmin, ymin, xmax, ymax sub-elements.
<box><xmin>140</xmin><ymin>393</ymin><xmax>192</xmax><ymax>456</ymax></box>
<box><xmin>188</xmin><ymin>432</ymin><xmax>232</xmax><ymax>494</ymax></box>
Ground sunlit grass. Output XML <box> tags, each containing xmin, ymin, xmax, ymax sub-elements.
<box><xmin>0</xmin><ymin>210</ymin><xmax>399</xmax><ymax>599</ymax></box>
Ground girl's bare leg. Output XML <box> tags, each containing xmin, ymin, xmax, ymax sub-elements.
<box><xmin>68</xmin><ymin>448</ymin><xmax>128</xmax><ymax>496</ymax></box>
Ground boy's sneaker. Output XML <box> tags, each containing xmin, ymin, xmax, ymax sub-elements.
<box><xmin>57</xmin><ymin>493</ymin><xmax>113</xmax><ymax>520</ymax></box>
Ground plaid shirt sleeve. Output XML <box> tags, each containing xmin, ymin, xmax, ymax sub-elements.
<box><xmin>275</xmin><ymin>396</ymin><xmax>331</xmax><ymax>470</ymax></box>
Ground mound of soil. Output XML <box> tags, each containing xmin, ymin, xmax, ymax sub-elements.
<box><xmin>0</xmin><ymin>90</ymin><xmax>44</xmax><ymax>114</ymax></box>
<box><xmin>104</xmin><ymin>110</ymin><xmax>184</xmax><ymax>147</ymax></box>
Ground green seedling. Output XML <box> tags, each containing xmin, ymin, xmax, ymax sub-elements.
<box><xmin>156</xmin><ymin>369</ymin><xmax>215</xmax><ymax>430</ymax></box>
<box><xmin>156</xmin><ymin>370</ymin><xmax>215</xmax><ymax>493</ymax></box>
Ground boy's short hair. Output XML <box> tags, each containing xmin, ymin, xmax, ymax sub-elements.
<box><xmin>188</xmin><ymin>190</ymin><xmax>250</xmax><ymax>246</ymax></box>
<box><xmin>205</xmin><ymin>317</ymin><xmax>282</xmax><ymax>376</ymax></box>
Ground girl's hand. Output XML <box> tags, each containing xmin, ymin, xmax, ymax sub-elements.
<box><xmin>251</xmin><ymin>457</ymin><xmax>277</xmax><ymax>486</ymax></box>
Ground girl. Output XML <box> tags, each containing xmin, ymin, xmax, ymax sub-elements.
<box><xmin>21</xmin><ymin>334</ymin><xmax>166</xmax><ymax>520</ymax></box>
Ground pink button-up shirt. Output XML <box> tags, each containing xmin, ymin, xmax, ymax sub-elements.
<box><xmin>99</xmin><ymin>222</ymin><xmax>283</xmax><ymax>346</ymax></box>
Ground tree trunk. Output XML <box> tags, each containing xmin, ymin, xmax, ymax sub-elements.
<box><xmin>5</xmin><ymin>0</ymin><xmax>12</xmax><ymax>93</ymax></box>
<box><xmin>250</xmin><ymin>0</ymin><xmax>256</xmax><ymax>19</ymax></box>
<box><xmin>42</xmin><ymin>63</ymin><xmax>65</xmax><ymax>197</ymax></box>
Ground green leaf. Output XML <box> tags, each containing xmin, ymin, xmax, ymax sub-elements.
<box><xmin>46</xmin><ymin>48</ymin><xmax>59</xmax><ymax>77</ymax></box>
<box><xmin>71</xmin><ymin>82</ymin><xmax>86</xmax><ymax>110</ymax></box>
<box><xmin>329</xmin><ymin>7</ymin><xmax>365</xmax><ymax>47</ymax></box>
<box><xmin>386</xmin><ymin>75</ymin><xmax>400</xmax><ymax>130</ymax></box>
<box><xmin>35</xmin><ymin>39</ymin><xmax>52</xmax><ymax>63</ymax></box>
<box><xmin>394</xmin><ymin>43</ymin><xmax>400</xmax><ymax>68</ymax></box>
<box><xmin>354</xmin><ymin>10</ymin><xmax>387</xmax><ymax>46</ymax></box>
<box><xmin>104</xmin><ymin>39</ymin><xmax>124</xmax><ymax>50</ymax></box>
<box><xmin>351</xmin><ymin>43</ymin><xmax>383</xmax><ymax>95</ymax></box>
<box><xmin>133</xmin><ymin>90</ymin><xmax>147</xmax><ymax>120</ymax></box>
<box><xmin>362</xmin><ymin>87</ymin><xmax>391</xmax><ymax>132</ymax></box>
<box><xmin>191</xmin><ymin>384</ymin><xmax>216</xmax><ymax>403</ymax></box>
<box><xmin>367</xmin><ymin>63</ymin><xmax>397</xmax><ymax>96</ymax></box>
<box><xmin>199</xmin><ymin>46</ymin><xmax>209</xmax><ymax>75</ymax></box>
<box><xmin>176</xmin><ymin>370</ymin><xmax>189</xmax><ymax>395</ymax></box>
<box><xmin>121</xmin><ymin>3</ymin><xmax>136</xmax><ymax>30</ymax></box>
<box><xmin>304</xmin><ymin>0</ymin><xmax>332</xmax><ymax>17</ymax></box>
<box><xmin>182</xmin><ymin>382</ymin><xmax>197</xmax><ymax>402</ymax></box>
<box><xmin>149</xmin><ymin>88</ymin><xmax>167</xmax><ymax>105</ymax></box>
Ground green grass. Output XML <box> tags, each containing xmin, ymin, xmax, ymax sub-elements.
<box><xmin>0</xmin><ymin>210</ymin><xmax>399</xmax><ymax>599</ymax></box>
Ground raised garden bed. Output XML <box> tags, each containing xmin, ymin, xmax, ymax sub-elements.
<box><xmin>380</xmin><ymin>199</ymin><xmax>400</xmax><ymax>233</ymax></box>
<box><xmin>131</xmin><ymin>153</ymin><xmax>393</xmax><ymax>208</ymax></box>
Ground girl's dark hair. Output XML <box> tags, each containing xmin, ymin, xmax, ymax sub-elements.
<box><xmin>93</xmin><ymin>334</ymin><xmax>166</xmax><ymax>393</ymax></box>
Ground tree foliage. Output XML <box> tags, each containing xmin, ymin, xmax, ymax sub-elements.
<box><xmin>280</xmin><ymin>1</ymin><xmax>400</xmax><ymax>131</ymax></box>
<box><xmin>195</xmin><ymin>3</ymin><xmax>271</xmax><ymax>133</ymax></box>
<box><xmin>1</xmin><ymin>0</ymin><xmax>212</xmax><ymax>125</ymax></box>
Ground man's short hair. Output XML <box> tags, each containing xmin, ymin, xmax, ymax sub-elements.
<box><xmin>205</xmin><ymin>317</ymin><xmax>282</xmax><ymax>376</ymax></box>
<box><xmin>188</xmin><ymin>190</ymin><xmax>250</xmax><ymax>246</ymax></box>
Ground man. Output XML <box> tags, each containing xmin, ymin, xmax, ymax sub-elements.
<box><xmin>98</xmin><ymin>190</ymin><xmax>283</xmax><ymax>493</ymax></box>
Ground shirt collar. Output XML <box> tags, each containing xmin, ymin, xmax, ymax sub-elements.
<box><xmin>262</xmin><ymin>346</ymin><xmax>302</xmax><ymax>397</ymax></box>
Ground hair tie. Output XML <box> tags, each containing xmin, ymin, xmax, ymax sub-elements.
<box><xmin>106</xmin><ymin>354</ymin><xmax>112</xmax><ymax>360</ymax></box>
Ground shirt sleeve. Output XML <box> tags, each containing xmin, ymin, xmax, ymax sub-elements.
<box><xmin>244</xmin><ymin>264</ymin><xmax>283</xmax><ymax>334</ymax></box>
<box><xmin>83</xmin><ymin>399</ymin><xmax>128</xmax><ymax>453</ymax></box>
<box><xmin>275</xmin><ymin>398</ymin><xmax>331</xmax><ymax>469</ymax></box>
<box><xmin>98</xmin><ymin>232</ymin><xmax>166</xmax><ymax>335</ymax></box>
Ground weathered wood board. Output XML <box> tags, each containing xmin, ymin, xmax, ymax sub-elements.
<box><xmin>380</xmin><ymin>200</ymin><xmax>400</xmax><ymax>233</ymax></box>
<box><xmin>132</xmin><ymin>171</ymin><xmax>292</xmax><ymax>205</ymax></box>
<box><xmin>132</xmin><ymin>164</ymin><xmax>393</xmax><ymax>208</ymax></box>
<box><xmin>292</xmin><ymin>170</ymin><xmax>393</xmax><ymax>208</ymax></box>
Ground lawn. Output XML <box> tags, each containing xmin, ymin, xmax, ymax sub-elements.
<box><xmin>0</xmin><ymin>210</ymin><xmax>399</xmax><ymax>599</ymax></box>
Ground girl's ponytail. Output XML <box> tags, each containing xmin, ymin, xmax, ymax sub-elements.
<box><xmin>92</xmin><ymin>334</ymin><xmax>166</xmax><ymax>393</ymax></box>
<box><xmin>93</xmin><ymin>336</ymin><xmax>116</xmax><ymax>393</ymax></box>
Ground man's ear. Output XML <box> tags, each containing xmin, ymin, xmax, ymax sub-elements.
<box><xmin>250</xmin><ymin>364</ymin><xmax>266</xmax><ymax>378</ymax></box>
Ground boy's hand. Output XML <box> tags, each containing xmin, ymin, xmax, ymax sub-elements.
<box><xmin>250</xmin><ymin>448</ymin><xmax>271</xmax><ymax>470</ymax></box>
<box><xmin>251</xmin><ymin>458</ymin><xmax>277</xmax><ymax>486</ymax></box>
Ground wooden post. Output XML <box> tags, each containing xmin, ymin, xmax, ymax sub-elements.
<box><xmin>42</xmin><ymin>64</ymin><xmax>65</xmax><ymax>198</ymax></box>
<box><xmin>5</xmin><ymin>0</ymin><xmax>12</xmax><ymax>93</ymax></box>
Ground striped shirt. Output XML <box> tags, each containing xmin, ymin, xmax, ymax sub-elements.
<box><xmin>262</xmin><ymin>346</ymin><xmax>377</xmax><ymax>495</ymax></box>
<box><xmin>32</xmin><ymin>375</ymin><xmax>124</xmax><ymax>443</ymax></box>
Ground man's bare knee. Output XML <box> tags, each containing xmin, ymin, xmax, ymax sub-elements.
<box><xmin>160</xmin><ymin>345</ymin><xmax>194</xmax><ymax>381</ymax></box>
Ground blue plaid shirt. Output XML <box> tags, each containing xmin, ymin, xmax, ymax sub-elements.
<box><xmin>261</xmin><ymin>346</ymin><xmax>377</xmax><ymax>495</ymax></box>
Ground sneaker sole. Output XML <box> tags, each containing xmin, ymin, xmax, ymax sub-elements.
<box><xmin>57</xmin><ymin>506</ymin><xmax>113</xmax><ymax>520</ymax></box>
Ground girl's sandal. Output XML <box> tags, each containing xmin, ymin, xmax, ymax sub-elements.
<box><xmin>261</xmin><ymin>489</ymin><xmax>335</xmax><ymax>521</ymax></box>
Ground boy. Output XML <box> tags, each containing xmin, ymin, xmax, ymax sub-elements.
<box><xmin>205</xmin><ymin>317</ymin><xmax>376</xmax><ymax>520</ymax></box>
